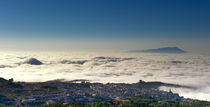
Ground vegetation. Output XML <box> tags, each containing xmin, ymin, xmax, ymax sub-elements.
<box><xmin>40</xmin><ymin>97</ymin><xmax>210</xmax><ymax>107</ymax></box>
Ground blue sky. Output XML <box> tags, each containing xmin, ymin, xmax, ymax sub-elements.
<box><xmin>0</xmin><ymin>0</ymin><xmax>210</xmax><ymax>52</ymax></box>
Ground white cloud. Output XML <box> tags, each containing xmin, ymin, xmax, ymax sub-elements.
<box><xmin>0</xmin><ymin>51</ymin><xmax>210</xmax><ymax>100</ymax></box>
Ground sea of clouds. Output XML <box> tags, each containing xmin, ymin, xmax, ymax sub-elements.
<box><xmin>0</xmin><ymin>51</ymin><xmax>210</xmax><ymax>101</ymax></box>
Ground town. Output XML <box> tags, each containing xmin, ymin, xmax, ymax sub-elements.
<box><xmin>0</xmin><ymin>77</ymin><xmax>195</xmax><ymax>106</ymax></box>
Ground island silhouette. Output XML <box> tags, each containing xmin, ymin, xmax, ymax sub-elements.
<box><xmin>128</xmin><ymin>47</ymin><xmax>186</xmax><ymax>53</ymax></box>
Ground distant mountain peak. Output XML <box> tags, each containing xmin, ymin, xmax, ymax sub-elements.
<box><xmin>24</xmin><ymin>58</ymin><xmax>43</xmax><ymax>65</ymax></box>
<box><xmin>129</xmin><ymin>47</ymin><xmax>186</xmax><ymax>53</ymax></box>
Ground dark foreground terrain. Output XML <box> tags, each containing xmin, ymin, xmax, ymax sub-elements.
<box><xmin>41</xmin><ymin>97</ymin><xmax>210</xmax><ymax>107</ymax></box>
<box><xmin>0</xmin><ymin>77</ymin><xmax>209</xmax><ymax>107</ymax></box>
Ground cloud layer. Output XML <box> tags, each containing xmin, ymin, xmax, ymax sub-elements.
<box><xmin>0</xmin><ymin>51</ymin><xmax>210</xmax><ymax>100</ymax></box>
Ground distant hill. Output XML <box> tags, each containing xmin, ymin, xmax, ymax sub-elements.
<box><xmin>128</xmin><ymin>47</ymin><xmax>186</xmax><ymax>53</ymax></box>
<box><xmin>24</xmin><ymin>58</ymin><xmax>43</xmax><ymax>65</ymax></box>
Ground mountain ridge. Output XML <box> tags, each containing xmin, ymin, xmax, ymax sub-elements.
<box><xmin>128</xmin><ymin>47</ymin><xmax>186</xmax><ymax>53</ymax></box>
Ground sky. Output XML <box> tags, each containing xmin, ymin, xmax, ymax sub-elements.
<box><xmin>0</xmin><ymin>0</ymin><xmax>210</xmax><ymax>52</ymax></box>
